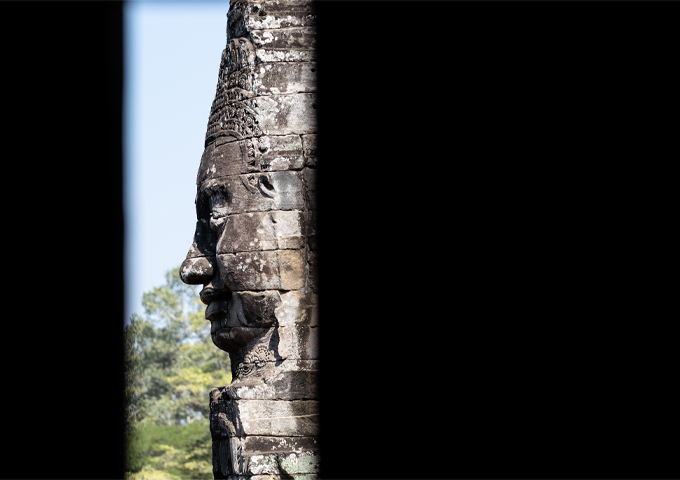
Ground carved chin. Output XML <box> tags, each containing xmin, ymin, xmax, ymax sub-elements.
<box><xmin>212</xmin><ymin>326</ymin><xmax>267</xmax><ymax>352</ymax></box>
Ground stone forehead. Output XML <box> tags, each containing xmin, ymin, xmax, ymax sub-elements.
<box><xmin>197</xmin><ymin>137</ymin><xmax>251</xmax><ymax>186</ymax></box>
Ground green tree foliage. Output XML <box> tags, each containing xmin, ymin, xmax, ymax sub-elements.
<box><xmin>124</xmin><ymin>266</ymin><xmax>231</xmax><ymax>479</ymax></box>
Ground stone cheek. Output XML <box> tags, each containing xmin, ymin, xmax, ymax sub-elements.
<box><xmin>216</xmin><ymin>250</ymin><xmax>305</xmax><ymax>291</ymax></box>
<box><xmin>216</xmin><ymin>211</ymin><xmax>304</xmax><ymax>254</ymax></box>
<box><xmin>219</xmin><ymin>212</ymin><xmax>279</xmax><ymax>254</ymax></box>
<box><xmin>218</xmin><ymin>251</ymin><xmax>281</xmax><ymax>291</ymax></box>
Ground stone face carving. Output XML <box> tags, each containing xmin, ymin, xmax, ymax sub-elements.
<box><xmin>180</xmin><ymin>1</ymin><xmax>318</xmax><ymax>478</ymax></box>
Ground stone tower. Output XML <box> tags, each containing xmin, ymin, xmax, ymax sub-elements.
<box><xmin>179</xmin><ymin>1</ymin><xmax>318</xmax><ymax>478</ymax></box>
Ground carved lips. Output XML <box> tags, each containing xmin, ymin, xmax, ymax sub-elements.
<box><xmin>206</xmin><ymin>294</ymin><xmax>274</xmax><ymax>353</ymax></box>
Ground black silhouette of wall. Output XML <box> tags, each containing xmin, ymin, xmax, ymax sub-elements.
<box><xmin>2</xmin><ymin>3</ymin><xmax>124</xmax><ymax>479</ymax></box>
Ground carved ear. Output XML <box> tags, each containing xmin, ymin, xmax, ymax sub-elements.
<box><xmin>241</xmin><ymin>174</ymin><xmax>260</xmax><ymax>194</ymax></box>
<box><xmin>257</xmin><ymin>174</ymin><xmax>276</xmax><ymax>199</ymax></box>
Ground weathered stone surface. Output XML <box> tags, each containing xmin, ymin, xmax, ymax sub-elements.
<box><xmin>198</xmin><ymin>171</ymin><xmax>304</xmax><ymax>214</ymax></box>
<box><xmin>230</xmin><ymin>370</ymin><xmax>318</xmax><ymax>400</ymax></box>
<box><xmin>216</xmin><ymin>249</ymin><xmax>305</xmax><ymax>291</ymax></box>
<box><xmin>180</xmin><ymin>255</ymin><xmax>215</xmax><ymax>285</ymax></box>
<box><xmin>219</xmin><ymin>212</ymin><xmax>278</xmax><ymax>253</ymax></box>
<box><xmin>258</xmin><ymin>135</ymin><xmax>305</xmax><ymax>172</ymax></box>
<box><xmin>250</xmin><ymin>27</ymin><xmax>316</xmax><ymax>52</ymax></box>
<box><xmin>211</xmin><ymin>396</ymin><xmax>318</xmax><ymax>438</ymax></box>
<box><xmin>245</xmin><ymin>451</ymin><xmax>319</xmax><ymax>475</ymax></box>
<box><xmin>271</xmin><ymin>210</ymin><xmax>305</xmax><ymax>249</ymax></box>
<box><xmin>252</xmin><ymin>62</ymin><xmax>316</xmax><ymax>96</ymax></box>
<box><xmin>199</xmin><ymin>135</ymin><xmax>306</xmax><ymax>184</ymax></box>
<box><xmin>304</xmin><ymin>209</ymin><xmax>317</xmax><ymax>251</ymax></box>
<box><xmin>255</xmin><ymin>48</ymin><xmax>316</xmax><ymax>64</ymax></box>
<box><xmin>256</xmin><ymin>94</ymin><xmax>317</xmax><ymax>136</ymax></box>
<box><xmin>300</xmin><ymin>134</ymin><xmax>317</xmax><ymax>167</ymax></box>
<box><xmin>303</xmin><ymin>168</ymin><xmax>316</xmax><ymax>209</ymax></box>
<box><xmin>279</xmin><ymin>249</ymin><xmax>306</xmax><ymax>290</ymax></box>
<box><xmin>307</xmin><ymin>252</ymin><xmax>318</xmax><ymax>294</ymax></box>
<box><xmin>274</xmin><ymin>291</ymin><xmax>318</xmax><ymax>327</ymax></box>
<box><xmin>226</xmin><ymin>475</ymin><xmax>317</xmax><ymax>480</ymax></box>
<box><xmin>276</xmin><ymin>325</ymin><xmax>319</xmax><ymax>360</ymax></box>
<box><xmin>198</xmin><ymin>140</ymin><xmax>248</xmax><ymax>184</ymax></box>
<box><xmin>218</xmin><ymin>251</ymin><xmax>280</xmax><ymax>291</ymax></box>
<box><xmin>242</xmin><ymin>436</ymin><xmax>319</xmax><ymax>455</ymax></box>
<box><xmin>238</xmin><ymin>400</ymin><xmax>319</xmax><ymax>436</ymax></box>
<box><xmin>228</xmin><ymin>0</ymin><xmax>316</xmax><ymax>34</ymax></box>
<box><xmin>216</xmin><ymin>211</ymin><xmax>304</xmax><ymax>254</ymax></box>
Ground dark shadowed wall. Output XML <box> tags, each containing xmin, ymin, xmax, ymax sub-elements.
<box><xmin>2</xmin><ymin>3</ymin><xmax>124</xmax><ymax>478</ymax></box>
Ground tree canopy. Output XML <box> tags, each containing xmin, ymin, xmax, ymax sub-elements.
<box><xmin>124</xmin><ymin>266</ymin><xmax>230</xmax><ymax>479</ymax></box>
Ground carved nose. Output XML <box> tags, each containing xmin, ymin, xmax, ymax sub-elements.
<box><xmin>180</xmin><ymin>256</ymin><xmax>214</xmax><ymax>285</ymax></box>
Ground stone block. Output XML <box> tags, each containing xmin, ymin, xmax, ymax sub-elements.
<box><xmin>271</xmin><ymin>210</ymin><xmax>305</xmax><ymax>250</ymax></box>
<box><xmin>304</xmin><ymin>209</ymin><xmax>317</xmax><ymax>251</ymax></box>
<box><xmin>250</xmin><ymin>27</ymin><xmax>316</xmax><ymax>52</ymax></box>
<box><xmin>253</xmin><ymin>62</ymin><xmax>316</xmax><ymax>96</ymax></box>
<box><xmin>217</xmin><ymin>211</ymin><xmax>304</xmax><ymax>254</ymax></box>
<box><xmin>197</xmin><ymin>140</ymin><xmax>248</xmax><ymax>185</ymax></box>
<box><xmin>256</xmin><ymin>48</ymin><xmax>316</xmax><ymax>64</ymax></box>
<box><xmin>303</xmin><ymin>168</ymin><xmax>316</xmax><ymax>209</ymax></box>
<box><xmin>238</xmin><ymin>399</ymin><xmax>319</xmax><ymax>436</ymax></box>
<box><xmin>276</xmin><ymin>325</ymin><xmax>319</xmax><ymax>360</ymax></box>
<box><xmin>301</xmin><ymin>134</ymin><xmax>317</xmax><ymax>167</ymax></box>
<box><xmin>229</xmin><ymin>0</ymin><xmax>316</xmax><ymax>33</ymax></box>
<box><xmin>307</xmin><ymin>252</ymin><xmax>318</xmax><ymax>294</ymax></box>
<box><xmin>198</xmin><ymin>171</ymin><xmax>304</xmax><ymax>214</ymax></box>
<box><xmin>256</xmin><ymin>94</ymin><xmax>317</xmax><ymax>136</ymax></box>
<box><xmin>258</xmin><ymin>135</ymin><xmax>305</xmax><ymax>172</ymax></box>
<box><xmin>231</xmin><ymin>370</ymin><xmax>318</xmax><ymax>401</ymax></box>
<box><xmin>279</xmin><ymin>249</ymin><xmax>305</xmax><ymax>290</ymax></box>
<box><xmin>226</xmin><ymin>476</ymin><xmax>318</xmax><ymax>480</ymax></box>
<box><xmin>218</xmin><ymin>251</ymin><xmax>280</xmax><ymax>291</ymax></box>
<box><xmin>242</xmin><ymin>436</ymin><xmax>319</xmax><ymax>456</ymax></box>
<box><xmin>218</xmin><ymin>212</ymin><xmax>278</xmax><ymax>254</ymax></box>
<box><xmin>267</xmin><ymin>370</ymin><xmax>319</xmax><ymax>401</ymax></box>
<box><xmin>225</xmin><ymin>476</ymin><xmax>318</xmax><ymax>480</ymax></box>
<box><xmin>246</xmin><ymin>451</ymin><xmax>319</xmax><ymax>476</ymax></box>
<box><xmin>200</xmin><ymin>136</ymin><xmax>306</xmax><ymax>183</ymax></box>
<box><xmin>216</xmin><ymin>249</ymin><xmax>304</xmax><ymax>291</ymax></box>
<box><xmin>274</xmin><ymin>291</ymin><xmax>318</xmax><ymax>327</ymax></box>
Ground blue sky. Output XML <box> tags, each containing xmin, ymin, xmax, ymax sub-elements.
<box><xmin>124</xmin><ymin>1</ymin><xmax>230</xmax><ymax>322</ymax></box>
